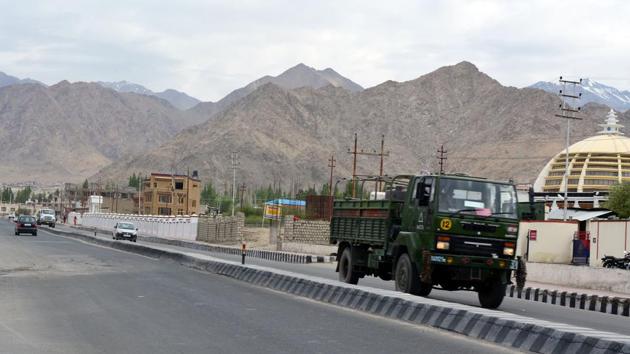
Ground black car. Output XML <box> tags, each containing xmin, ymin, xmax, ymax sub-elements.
<box><xmin>15</xmin><ymin>215</ymin><xmax>37</xmax><ymax>236</ymax></box>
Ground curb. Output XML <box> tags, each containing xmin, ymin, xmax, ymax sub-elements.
<box><xmin>66</xmin><ymin>225</ymin><xmax>335</xmax><ymax>263</ymax></box>
<box><xmin>506</xmin><ymin>285</ymin><xmax>630</xmax><ymax>317</ymax></box>
<box><xmin>45</xmin><ymin>227</ymin><xmax>630</xmax><ymax>353</ymax></box>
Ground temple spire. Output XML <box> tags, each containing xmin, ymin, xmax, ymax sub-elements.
<box><xmin>598</xmin><ymin>109</ymin><xmax>624</xmax><ymax>135</ymax></box>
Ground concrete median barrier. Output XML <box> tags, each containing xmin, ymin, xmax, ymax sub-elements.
<box><xmin>45</xmin><ymin>226</ymin><xmax>630</xmax><ymax>353</ymax></box>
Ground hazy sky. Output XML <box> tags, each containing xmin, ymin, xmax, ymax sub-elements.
<box><xmin>1</xmin><ymin>0</ymin><xmax>629</xmax><ymax>101</ymax></box>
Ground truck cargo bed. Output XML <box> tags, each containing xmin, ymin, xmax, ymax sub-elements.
<box><xmin>330</xmin><ymin>199</ymin><xmax>402</xmax><ymax>246</ymax></box>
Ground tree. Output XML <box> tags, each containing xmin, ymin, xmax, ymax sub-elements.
<box><xmin>605</xmin><ymin>183</ymin><xmax>630</xmax><ymax>218</ymax></box>
<box><xmin>14</xmin><ymin>187</ymin><xmax>32</xmax><ymax>203</ymax></box>
<box><xmin>200</xmin><ymin>182</ymin><xmax>218</xmax><ymax>206</ymax></box>
<box><xmin>82</xmin><ymin>179</ymin><xmax>89</xmax><ymax>189</ymax></box>
<box><xmin>128</xmin><ymin>173</ymin><xmax>140</xmax><ymax>188</ymax></box>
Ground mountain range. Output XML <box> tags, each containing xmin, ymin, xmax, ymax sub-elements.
<box><xmin>96</xmin><ymin>81</ymin><xmax>201</xmax><ymax>110</ymax></box>
<box><xmin>0</xmin><ymin>81</ymin><xmax>195</xmax><ymax>184</ymax></box>
<box><xmin>530</xmin><ymin>78</ymin><xmax>630</xmax><ymax>112</ymax></box>
<box><xmin>92</xmin><ymin>62</ymin><xmax>630</xmax><ymax>190</ymax></box>
<box><xmin>2</xmin><ymin>62</ymin><xmax>629</xmax><ymax>190</ymax></box>
<box><xmin>0</xmin><ymin>71</ymin><xmax>43</xmax><ymax>87</ymax></box>
<box><xmin>188</xmin><ymin>63</ymin><xmax>364</xmax><ymax>121</ymax></box>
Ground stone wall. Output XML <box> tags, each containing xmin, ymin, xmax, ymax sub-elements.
<box><xmin>197</xmin><ymin>213</ymin><xmax>244</xmax><ymax>244</ymax></box>
<box><xmin>282</xmin><ymin>216</ymin><xmax>330</xmax><ymax>245</ymax></box>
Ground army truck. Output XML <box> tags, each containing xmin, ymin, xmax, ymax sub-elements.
<box><xmin>330</xmin><ymin>174</ymin><xmax>522</xmax><ymax>309</ymax></box>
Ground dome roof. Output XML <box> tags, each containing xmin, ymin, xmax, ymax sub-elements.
<box><xmin>559</xmin><ymin>134</ymin><xmax>630</xmax><ymax>154</ymax></box>
<box><xmin>534</xmin><ymin>110</ymin><xmax>630</xmax><ymax>193</ymax></box>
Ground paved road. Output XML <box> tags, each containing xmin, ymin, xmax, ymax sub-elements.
<box><xmin>72</xmin><ymin>224</ymin><xmax>630</xmax><ymax>336</ymax></box>
<box><xmin>0</xmin><ymin>220</ymin><xmax>514</xmax><ymax>354</ymax></box>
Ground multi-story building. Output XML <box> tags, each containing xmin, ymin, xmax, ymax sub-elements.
<box><xmin>141</xmin><ymin>173</ymin><xmax>201</xmax><ymax>215</ymax></box>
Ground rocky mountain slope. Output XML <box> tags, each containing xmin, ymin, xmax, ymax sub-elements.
<box><xmin>0</xmin><ymin>81</ymin><xmax>195</xmax><ymax>183</ymax></box>
<box><xmin>97</xmin><ymin>81</ymin><xmax>201</xmax><ymax>110</ymax></box>
<box><xmin>0</xmin><ymin>71</ymin><xmax>43</xmax><ymax>88</ymax></box>
<box><xmin>188</xmin><ymin>63</ymin><xmax>364</xmax><ymax>121</ymax></box>
<box><xmin>94</xmin><ymin>62</ymin><xmax>628</xmax><ymax>189</ymax></box>
<box><xmin>530</xmin><ymin>79</ymin><xmax>630</xmax><ymax>112</ymax></box>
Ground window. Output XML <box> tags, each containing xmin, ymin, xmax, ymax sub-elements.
<box><xmin>154</xmin><ymin>183</ymin><xmax>157</xmax><ymax>188</ymax></box>
<box><xmin>177</xmin><ymin>209</ymin><xmax>184</xmax><ymax>215</ymax></box>
<box><xmin>144</xmin><ymin>192</ymin><xmax>153</xmax><ymax>202</ymax></box>
<box><xmin>437</xmin><ymin>178</ymin><xmax>517</xmax><ymax>219</ymax></box>
<box><xmin>158</xmin><ymin>194</ymin><xmax>172</xmax><ymax>204</ymax></box>
<box><xmin>175</xmin><ymin>181</ymin><xmax>184</xmax><ymax>190</ymax></box>
<box><xmin>158</xmin><ymin>207</ymin><xmax>172</xmax><ymax>215</ymax></box>
<box><xmin>193</xmin><ymin>184</ymin><xmax>198</xmax><ymax>188</ymax></box>
<box><xmin>192</xmin><ymin>200</ymin><xmax>196</xmax><ymax>207</ymax></box>
<box><xmin>177</xmin><ymin>195</ymin><xmax>185</xmax><ymax>204</ymax></box>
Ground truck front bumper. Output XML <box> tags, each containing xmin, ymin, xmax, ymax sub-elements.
<box><xmin>429</xmin><ymin>253</ymin><xmax>518</xmax><ymax>270</ymax></box>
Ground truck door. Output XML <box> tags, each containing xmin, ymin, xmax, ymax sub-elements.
<box><xmin>401</xmin><ymin>176</ymin><xmax>434</xmax><ymax>233</ymax></box>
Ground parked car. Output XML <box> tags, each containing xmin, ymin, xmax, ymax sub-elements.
<box><xmin>36</xmin><ymin>208</ymin><xmax>56</xmax><ymax>228</ymax></box>
<box><xmin>7</xmin><ymin>213</ymin><xmax>15</xmax><ymax>220</ymax></box>
<box><xmin>15</xmin><ymin>215</ymin><xmax>37</xmax><ymax>236</ymax></box>
<box><xmin>113</xmin><ymin>222</ymin><xmax>138</xmax><ymax>242</ymax></box>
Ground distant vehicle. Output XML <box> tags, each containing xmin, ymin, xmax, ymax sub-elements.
<box><xmin>36</xmin><ymin>208</ymin><xmax>56</xmax><ymax>228</ymax></box>
<box><xmin>15</xmin><ymin>215</ymin><xmax>37</xmax><ymax>236</ymax></box>
<box><xmin>113</xmin><ymin>222</ymin><xmax>138</xmax><ymax>242</ymax></box>
<box><xmin>7</xmin><ymin>213</ymin><xmax>15</xmax><ymax>220</ymax></box>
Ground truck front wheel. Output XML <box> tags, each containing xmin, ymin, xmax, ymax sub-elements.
<box><xmin>395</xmin><ymin>253</ymin><xmax>431</xmax><ymax>296</ymax></box>
<box><xmin>338</xmin><ymin>248</ymin><xmax>359</xmax><ymax>285</ymax></box>
<box><xmin>477</xmin><ymin>282</ymin><xmax>506</xmax><ymax>309</ymax></box>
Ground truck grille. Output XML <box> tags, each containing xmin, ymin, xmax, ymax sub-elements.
<box><xmin>461</xmin><ymin>222</ymin><xmax>497</xmax><ymax>233</ymax></box>
<box><xmin>447</xmin><ymin>235</ymin><xmax>504</xmax><ymax>257</ymax></box>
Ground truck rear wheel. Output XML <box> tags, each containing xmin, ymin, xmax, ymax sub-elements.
<box><xmin>338</xmin><ymin>248</ymin><xmax>359</xmax><ymax>285</ymax></box>
<box><xmin>477</xmin><ymin>283</ymin><xmax>506</xmax><ymax>309</ymax></box>
<box><xmin>395</xmin><ymin>253</ymin><xmax>431</xmax><ymax>296</ymax></box>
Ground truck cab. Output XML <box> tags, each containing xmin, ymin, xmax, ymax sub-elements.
<box><xmin>36</xmin><ymin>208</ymin><xmax>57</xmax><ymax>228</ymax></box>
<box><xmin>331</xmin><ymin>174</ymin><xmax>521</xmax><ymax>309</ymax></box>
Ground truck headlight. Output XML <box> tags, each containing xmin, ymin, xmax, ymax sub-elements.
<box><xmin>507</xmin><ymin>225</ymin><xmax>518</xmax><ymax>233</ymax></box>
<box><xmin>436</xmin><ymin>241</ymin><xmax>450</xmax><ymax>250</ymax></box>
<box><xmin>503</xmin><ymin>247</ymin><xmax>515</xmax><ymax>256</ymax></box>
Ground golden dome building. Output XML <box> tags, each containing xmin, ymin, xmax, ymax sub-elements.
<box><xmin>534</xmin><ymin>109</ymin><xmax>630</xmax><ymax>194</ymax></box>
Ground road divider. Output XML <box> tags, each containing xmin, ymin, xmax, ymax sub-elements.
<box><xmin>506</xmin><ymin>285</ymin><xmax>630</xmax><ymax>317</ymax></box>
<box><xmin>44</xmin><ymin>226</ymin><xmax>630</xmax><ymax>353</ymax></box>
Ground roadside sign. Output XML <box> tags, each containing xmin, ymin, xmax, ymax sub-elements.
<box><xmin>529</xmin><ymin>229</ymin><xmax>537</xmax><ymax>241</ymax></box>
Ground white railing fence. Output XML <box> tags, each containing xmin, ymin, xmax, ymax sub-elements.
<box><xmin>80</xmin><ymin>213</ymin><xmax>199</xmax><ymax>241</ymax></box>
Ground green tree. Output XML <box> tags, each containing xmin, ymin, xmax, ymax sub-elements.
<box><xmin>605</xmin><ymin>183</ymin><xmax>630</xmax><ymax>218</ymax></box>
<box><xmin>1</xmin><ymin>187</ymin><xmax>14</xmax><ymax>203</ymax></box>
<box><xmin>82</xmin><ymin>179</ymin><xmax>89</xmax><ymax>189</ymax></box>
<box><xmin>128</xmin><ymin>173</ymin><xmax>140</xmax><ymax>188</ymax></box>
<box><xmin>14</xmin><ymin>187</ymin><xmax>32</xmax><ymax>203</ymax></box>
<box><xmin>200</xmin><ymin>182</ymin><xmax>218</xmax><ymax>206</ymax></box>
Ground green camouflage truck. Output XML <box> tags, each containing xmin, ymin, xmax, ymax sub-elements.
<box><xmin>330</xmin><ymin>174</ymin><xmax>522</xmax><ymax>309</ymax></box>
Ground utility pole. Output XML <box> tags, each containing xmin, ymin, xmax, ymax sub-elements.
<box><xmin>231</xmin><ymin>152</ymin><xmax>239</xmax><ymax>216</ymax></box>
<box><xmin>555</xmin><ymin>76</ymin><xmax>583</xmax><ymax>221</ymax></box>
<box><xmin>437</xmin><ymin>145</ymin><xmax>448</xmax><ymax>174</ymax></box>
<box><xmin>328</xmin><ymin>154</ymin><xmax>336</xmax><ymax>196</ymax></box>
<box><xmin>239</xmin><ymin>183</ymin><xmax>246</xmax><ymax>208</ymax></box>
<box><xmin>347</xmin><ymin>133</ymin><xmax>390</xmax><ymax>198</ymax></box>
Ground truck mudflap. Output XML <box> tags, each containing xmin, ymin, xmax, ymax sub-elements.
<box><xmin>421</xmin><ymin>250</ymin><xmax>432</xmax><ymax>283</ymax></box>
<box><xmin>429</xmin><ymin>254</ymin><xmax>517</xmax><ymax>270</ymax></box>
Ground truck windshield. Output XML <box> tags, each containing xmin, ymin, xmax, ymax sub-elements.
<box><xmin>437</xmin><ymin>178</ymin><xmax>517</xmax><ymax>219</ymax></box>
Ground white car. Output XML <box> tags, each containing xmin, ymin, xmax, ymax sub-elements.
<box><xmin>113</xmin><ymin>222</ymin><xmax>138</xmax><ymax>242</ymax></box>
<box><xmin>7</xmin><ymin>213</ymin><xmax>15</xmax><ymax>220</ymax></box>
